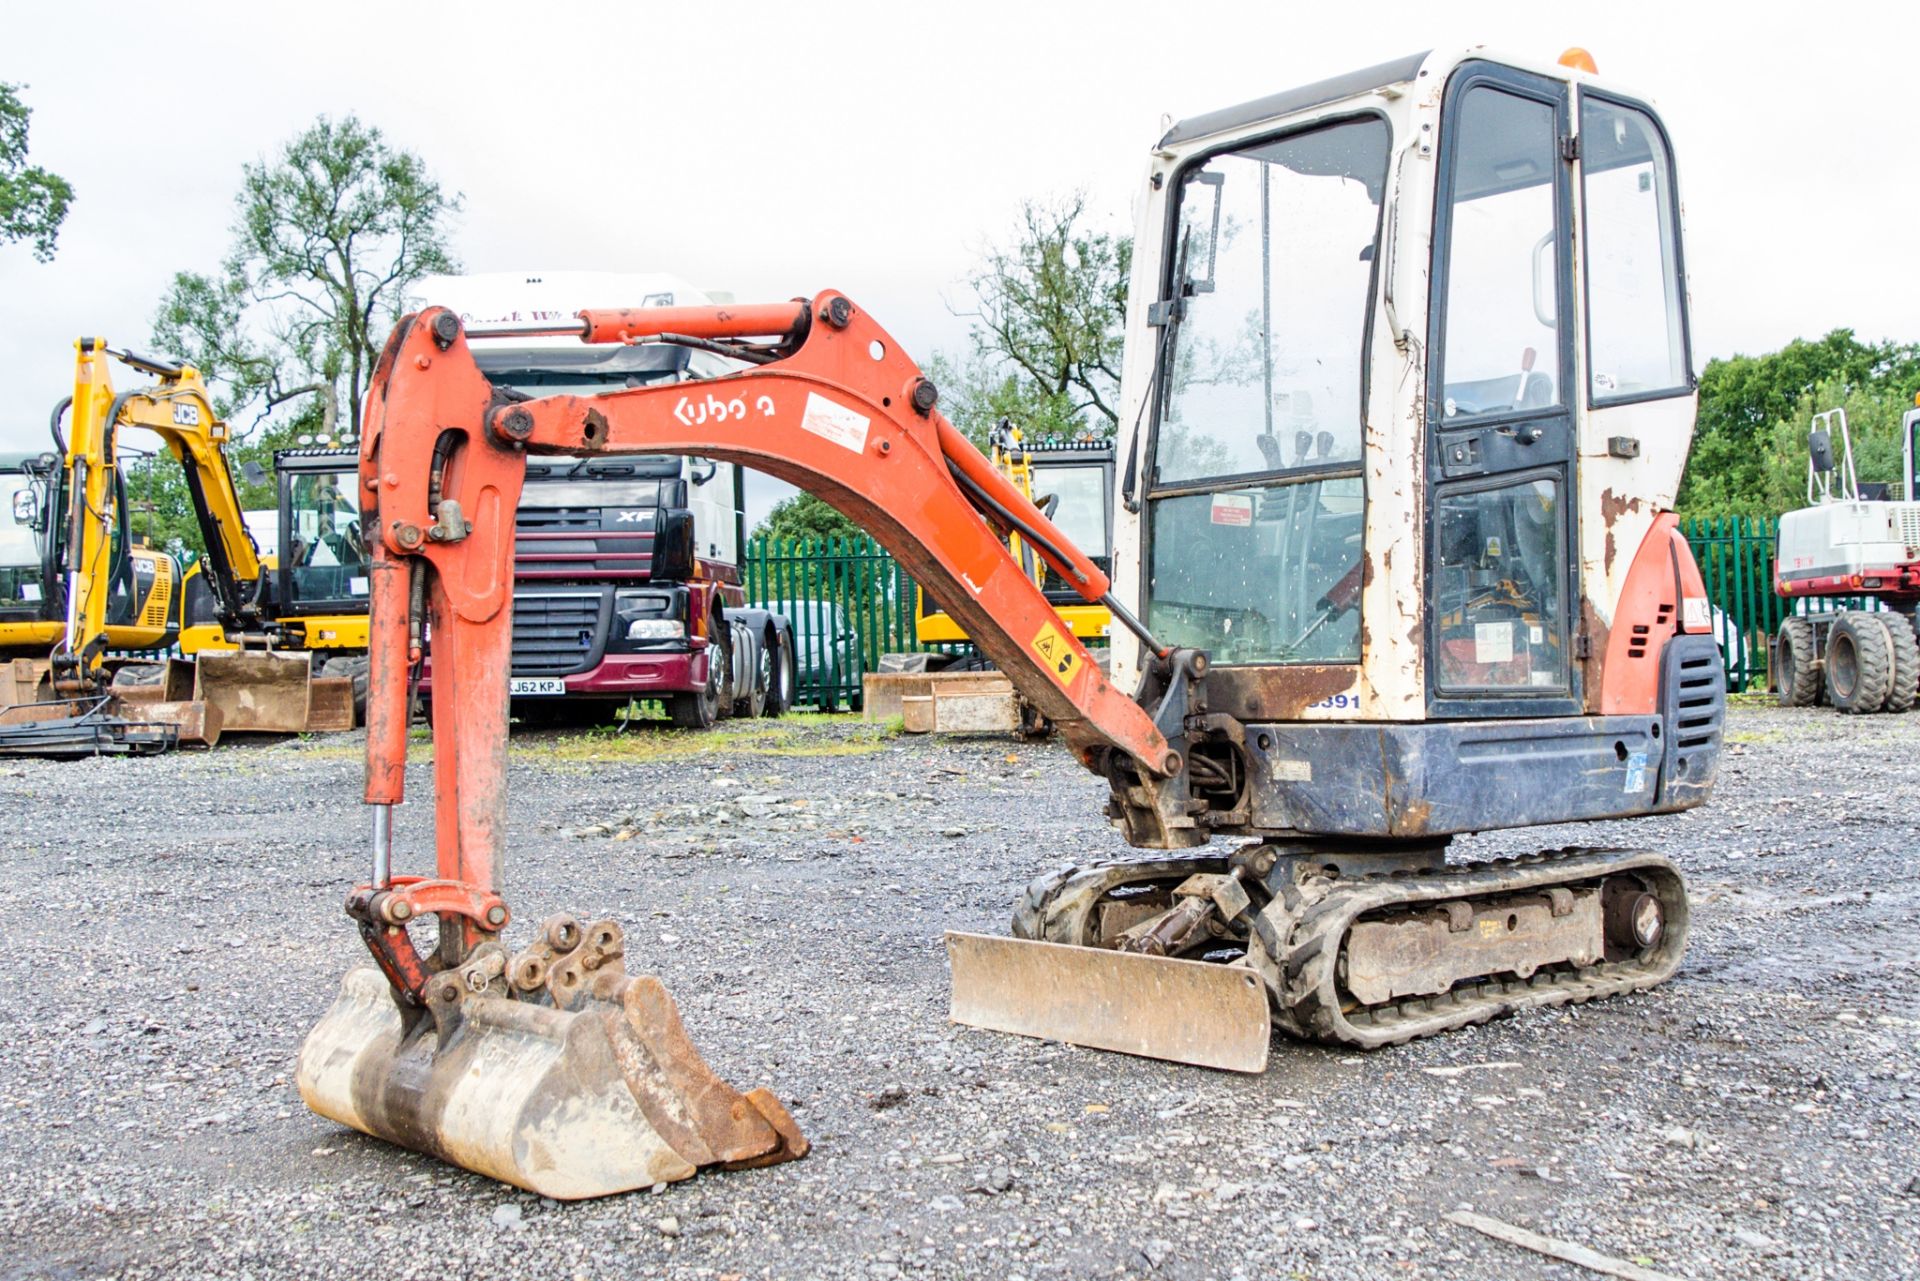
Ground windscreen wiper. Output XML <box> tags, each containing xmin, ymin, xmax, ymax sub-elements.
<box><xmin>1123</xmin><ymin>227</ymin><xmax>1195</xmax><ymax>514</ymax></box>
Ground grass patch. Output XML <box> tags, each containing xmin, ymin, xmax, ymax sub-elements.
<box><xmin>282</xmin><ymin>716</ymin><xmax>899</xmax><ymax>766</ymax></box>
<box><xmin>529</xmin><ymin>718</ymin><xmax>897</xmax><ymax>765</ymax></box>
<box><xmin>776</xmin><ymin>710</ymin><xmax>859</xmax><ymax>727</ymax></box>
<box><xmin>293</xmin><ymin>741</ymin><xmax>432</xmax><ymax>762</ymax></box>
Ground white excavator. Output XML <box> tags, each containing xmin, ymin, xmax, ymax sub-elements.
<box><xmin>296</xmin><ymin>45</ymin><xmax>1724</xmax><ymax>1199</ymax></box>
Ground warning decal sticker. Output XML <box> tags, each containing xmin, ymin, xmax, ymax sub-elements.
<box><xmin>1031</xmin><ymin>620</ymin><xmax>1081</xmax><ymax>686</ymax></box>
<box><xmin>799</xmin><ymin>392</ymin><xmax>871</xmax><ymax>453</ymax></box>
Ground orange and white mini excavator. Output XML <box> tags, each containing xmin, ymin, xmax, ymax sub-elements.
<box><xmin>297</xmin><ymin>46</ymin><xmax>1723</xmax><ymax>1199</ymax></box>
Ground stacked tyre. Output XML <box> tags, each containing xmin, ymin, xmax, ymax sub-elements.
<box><xmin>1779</xmin><ymin>610</ymin><xmax>1920</xmax><ymax>713</ymax></box>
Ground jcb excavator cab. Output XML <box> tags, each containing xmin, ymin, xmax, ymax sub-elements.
<box><xmin>273</xmin><ymin>447</ymin><xmax>372</xmax><ymax>648</ymax></box>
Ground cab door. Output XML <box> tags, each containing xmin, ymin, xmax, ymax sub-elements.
<box><xmin>1425</xmin><ymin>63</ymin><xmax>1581</xmax><ymax>718</ymax></box>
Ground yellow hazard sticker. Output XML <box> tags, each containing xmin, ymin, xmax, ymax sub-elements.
<box><xmin>1031</xmin><ymin>620</ymin><xmax>1081</xmax><ymax>685</ymax></box>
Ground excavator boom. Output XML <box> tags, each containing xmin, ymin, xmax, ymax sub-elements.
<box><xmin>299</xmin><ymin>293</ymin><xmax>1230</xmax><ymax>1198</ymax></box>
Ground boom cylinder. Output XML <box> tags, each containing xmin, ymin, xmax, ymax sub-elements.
<box><xmin>577</xmin><ymin>302</ymin><xmax>808</xmax><ymax>346</ymax></box>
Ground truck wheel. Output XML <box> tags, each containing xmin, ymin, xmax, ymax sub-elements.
<box><xmin>1774</xmin><ymin>617</ymin><xmax>1821</xmax><ymax>708</ymax></box>
<box><xmin>668</xmin><ymin>643</ymin><xmax>723</xmax><ymax>730</ymax></box>
<box><xmin>1824</xmin><ymin>611</ymin><xmax>1894</xmax><ymax>713</ymax></box>
<box><xmin>733</xmin><ymin>637</ymin><xmax>769</xmax><ymax>719</ymax></box>
<box><xmin>763</xmin><ymin>633</ymin><xmax>796</xmax><ymax>717</ymax></box>
<box><xmin>1879</xmin><ymin>612</ymin><xmax>1920</xmax><ymax>713</ymax></box>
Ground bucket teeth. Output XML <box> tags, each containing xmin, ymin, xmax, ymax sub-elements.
<box><xmin>298</xmin><ymin>916</ymin><xmax>807</xmax><ymax>1199</ymax></box>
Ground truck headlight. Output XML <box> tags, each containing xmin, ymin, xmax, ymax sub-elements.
<box><xmin>625</xmin><ymin>619</ymin><xmax>686</xmax><ymax>640</ymax></box>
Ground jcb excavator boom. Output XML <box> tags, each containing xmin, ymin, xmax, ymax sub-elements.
<box><xmin>55</xmin><ymin>340</ymin><xmax>266</xmax><ymax>686</ymax></box>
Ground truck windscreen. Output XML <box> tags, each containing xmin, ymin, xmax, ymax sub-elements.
<box><xmin>520</xmin><ymin>468</ymin><xmax>674</xmax><ymax>511</ymax></box>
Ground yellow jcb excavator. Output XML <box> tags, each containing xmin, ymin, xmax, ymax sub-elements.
<box><xmin>0</xmin><ymin>340</ymin><xmax>350</xmax><ymax>753</ymax></box>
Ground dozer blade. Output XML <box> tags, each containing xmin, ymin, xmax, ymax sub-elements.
<box><xmin>946</xmin><ymin>931</ymin><xmax>1271</xmax><ymax>1073</ymax></box>
<box><xmin>193</xmin><ymin>650</ymin><xmax>314</xmax><ymax>733</ymax></box>
<box><xmin>297</xmin><ymin>964</ymin><xmax>806</xmax><ymax>1200</ymax></box>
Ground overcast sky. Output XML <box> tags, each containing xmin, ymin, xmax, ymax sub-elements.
<box><xmin>5</xmin><ymin>0</ymin><xmax>1916</xmax><ymax>523</ymax></box>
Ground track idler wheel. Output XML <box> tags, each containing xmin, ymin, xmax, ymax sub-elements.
<box><xmin>296</xmin><ymin>914</ymin><xmax>806</xmax><ymax>1199</ymax></box>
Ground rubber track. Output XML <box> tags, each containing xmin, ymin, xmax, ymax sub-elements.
<box><xmin>1013</xmin><ymin>847</ymin><xmax>1689</xmax><ymax>1052</ymax></box>
<box><xmin>1261</xmin><ymin>847</ymin><xmax>1689</xmax><ymax>1049</ymax></box>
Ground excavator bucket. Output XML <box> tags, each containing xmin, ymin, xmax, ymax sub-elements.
<box><xmin>945</xmin><ymin>932</ymin><xmax>1272</xmax><ymax>1073</ymax></box>
<box><xmin>193</xmin><ymin>650</ymin><xmax>315</xmax><ymax>733</ymax></box>
<box><xmin>109</xmin><ymin>660</ymin><xmax>222</xmax><ymax>747</ymax></box>
<box><xmin>297</xmin><ymin>919</ymin><xmax>805</xmax><ymax>1199</ymax></box>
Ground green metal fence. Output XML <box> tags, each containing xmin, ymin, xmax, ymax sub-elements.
<box><xmin>743</xmin><ymin>535</ymin><xmax>963</xmax><ymax>712</ymax></box>
<box><xmin>751</xmin><ymin>522</ymin><xmax>1861</xmax><ymax>705</ymax></box>
<box><xmin>1679</xmin><ymin>516</ymin><xmax>1883</xmax><ymax>694</ymax></box>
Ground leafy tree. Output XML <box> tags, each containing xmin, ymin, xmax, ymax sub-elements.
<box><xmin>153</xmin><ymin>114</ymin><xmax>461</xmax><ymax>436</ymax></box>
<box><xmin>752</xmin><ymin>492</ymin><xmax>863</xmax><ymax>544</ymax></box>
<box><xmin>1753</xmin><ymin>378</ymin><xmax>1917</xmax><ymax>517</ymax></box>
<box><xmin>0</xmin><ymin>82</ymin><xmax>74</xmax><ymax>261</ymax></box>
<box><xmin>943</xmin><ymin>195</ymin><xmax>1130</xmax><ymax>442</ymax></box>
<box><xmin>925</xmin><ymin>348</ymin><xmax>1084</xmax><ymax>447</ymax></box>
<box><xmin>1680</xmin><ymin>329</ymin><xmax>1920</xmax><ymax>517</ymax></box>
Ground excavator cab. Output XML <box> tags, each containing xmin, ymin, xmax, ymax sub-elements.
<box><xmin>300</xmin><ymin>46</ymin><xmax>1723</xmax><ymax>1199</ymax></box>
<box><xmin>1107</xmin><ymin>49</ymin><xmax>1715</xmax><ymax>819</ymax></box>
<box><xmin>968</xmin><ymin>49</ymin><xmax>1718</xmax><ymax>1055</ymax></box>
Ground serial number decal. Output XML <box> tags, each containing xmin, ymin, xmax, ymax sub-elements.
<box><xmin>1030</xmin><ymin>620</ymin><xmax>1081</xmax><ymax>686</ymax></box>
<box><xmin>798</xmin><ymin>392</ymin><xmax>871</xmax><ymax>453</ymax></box>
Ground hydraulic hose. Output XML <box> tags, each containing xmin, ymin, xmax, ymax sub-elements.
<box><xmin>48</xmin><ymin>396</ymin><xmax>71</xmax><ymax>455</ymax></box>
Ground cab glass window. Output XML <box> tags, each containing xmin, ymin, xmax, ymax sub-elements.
<box><xmin>1437</xmin><ymin>87</ymin><xmax>1562</xmax><ymax>422</ymax></box>
<box><xmin>1</xmin><ymin>473</ymin><xmax>39</xmax><ymax>569</ymax></box>
<box><xmin>1145</xmin><ymin>116</ymin><xmax>1388</xmax><ymax>666</ymax></box>
<box><xmin>1580</xmin><ymin>96</ymin><xmax>1688</xmax><ymax>400</ymax></box>
<box><xmin>1155</xmin><ymin>117</ymin><xmax>1389</xmax><ymax>485</ymax></box>
<box><xmin>288</xmin><ymin>471</ymin><xmax>368</xmax><ymax>602</ymax></box>
<box><xmin>1149</xmin><ymin>476</ymin><xmax>1363</xmax><ymax>664</ymax></box>
<box><xmin>1433</xmin><ymin>476</ymin><xmax>1566</xmax><ymax>690</ymax></box>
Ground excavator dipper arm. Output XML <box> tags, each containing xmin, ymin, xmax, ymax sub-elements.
<box><xmin>302</xmin><ymin>293</ymin><xmax>1211</xmax><ymax>1197</ymax></box>
<box><xmin>355</xmin><ymin>293</ymin><xmax>1196</xmax><ymax>959</ymax></box>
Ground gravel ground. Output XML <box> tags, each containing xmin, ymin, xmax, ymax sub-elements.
<box><xmin>0</xmin><ymin>701</ymin><xmax>1915</xmax><ymax>1280</ymax></box>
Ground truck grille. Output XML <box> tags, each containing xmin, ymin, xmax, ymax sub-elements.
<box><xmin>518</xmin><ymin>507</ymin><xmax>601</xmax><ymax>530</ymax></box>
<box><xmin>515</xmin><ymin>530</ymin><xmax>655</xmax><ymax>579</ymax></box>
<box><xmin>511</xmin><ymin>591</ymin><xmax>606</xmax><ymax>677</ymax></box>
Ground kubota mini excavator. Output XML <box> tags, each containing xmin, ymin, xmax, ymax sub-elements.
<box><xmin>298</xmin><ymin>46</ymin><xmax>1724</xmax><ymax>1199</ymax></box>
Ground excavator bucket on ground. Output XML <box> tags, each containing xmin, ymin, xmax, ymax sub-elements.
<box><xmin>0</xmin><ymin>659</ymin><xmax>215</xmax><ymax>754</ymax></box>
<box><xmin>297</xmin><ymin>917</ymin><xmax>805</xmax><ymax>1200</ymax></box>
<box><xmin>192</xmin><ymin>650</ymin><xmax>320</xmax><ymax>733</ymax></box>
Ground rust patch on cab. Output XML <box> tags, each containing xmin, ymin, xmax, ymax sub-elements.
<box><xmin>1208</xmin><ymin>665</ymin><xmax>1358</xmax><ymax>721</ymax></box>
